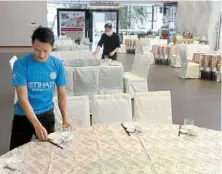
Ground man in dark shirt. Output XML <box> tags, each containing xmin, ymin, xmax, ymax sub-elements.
<box><xmin>93</xmin><ymin>23</ymin><xmax>120</xmax><ymax>60</ymax></box>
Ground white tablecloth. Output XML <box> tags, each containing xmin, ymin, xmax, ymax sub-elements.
<box><xmin>1</xmin><ymin>123</ymin><xmax>221</xmax><ymax>174</ymax></box>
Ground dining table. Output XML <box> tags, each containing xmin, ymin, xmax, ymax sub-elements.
<box><xmin>0</xmin><ymin>122</ymin><xmax>221</xmax><ymax>174</ymax></box>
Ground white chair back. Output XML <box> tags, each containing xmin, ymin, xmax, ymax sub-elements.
<box><xmin>54</xmin><ymin>96</ymin><xmax>90</xmax><ymax>129</ymax></box>
<box><xmin>132</xmin><ymin>53</ymin><xmax>152</xmax><ymax>78</ymax></box>
<box><xmin>73</xmin><ymin>66</ymin><xmax>100</xmax><ymax>100</ymax></box>
<box><xmin>9</xmin><ymin>56</ymin><xmax>18</xmax><ymax>104</ymax></box>
<box><xmin>54</xmin><ymin>39</ymin><xmax>63</xmax><ymax>46</ymax></box>
<box><xmin>62</xmin><ymin>51</ymin><xmax>78</xmax><ymax>62</ymax></box>
<box><xmin>98</xmin><ymin>65</ymin><xmax>123</xmax><ymax>95</ymax></box>
<box><xmin>158</xmin><ymin>39</ymin><xmax>168</xmax><ymax>45</ymax></box>
<box><xmin>199</xmin><ymin>45</ymin><xmax>210</xmax><ymax>53</ymax></box>
<box><xmin>50</xmin><ymin>52</ymin><xmax>62</xmax><ymax>59</ymax></box>
<box><xmin>58</xmin><ymin>44</ymin><xmax>72</xmax><ymax>51</ymax></box>
<box><xmin>134</xmin><ymin>91</ymin><xmax>172</xmax><ymax>124</ymax></box>
<box><xmin>92</xmin><ymin>94</ymin><xmax>132</xmax><ymax>124</ymax></box>
<box><xmin>186</xmin><ymin>44</ymin><xmax>200</xmax><ymax>61</ymax></box>
<box><xmin>65</xmin><ymin>66</ymin><xmax>74</xmax><ymax>92</ymax></box>
<box><xmin>9</xmin><ymin>56</ymin><xmax>17</xmax><ymax>70</ymax></box>
<box><xmin>140</xmin><ymin>38</ymin><xmax>150</xmax><ymax>54</ymax></box>
<box><xmin>179</xmin><ymin>45</ymin><xmax>188</xmax><ymax>64</ymax></box>
<box><xmin>62</xmin><ymin>40</ymin><xmax>74</xmax><ymax>45</ymax></box>
<box><xmin>149</xmin><ymin>38</ymin><xmax>159</xmax><ymax>51</ymax></box>
<box><xmin>78</xmin><ymin>50</ymin><xmax>93</xmax><ymax>59</ymax></box>
<box><xmin>136</xmin><ymin>53</ymin><xmax>152</xmax><ymax>78</ymax></box>
<box><xmin>131</xmin><ymin>54</ymin><xmax>143</xmax><ymax>73</ymax></box>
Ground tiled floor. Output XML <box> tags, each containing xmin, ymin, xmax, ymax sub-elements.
<box><xmin>0</xmin><ymin>51</ymin><xmax>221</xmax><ymax>155</ymax></box>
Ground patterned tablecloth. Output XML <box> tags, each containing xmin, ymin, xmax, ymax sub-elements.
<box><xmin>152</xmin><ymin>45</ymin><xmax>177</xmax><ymax>59</ymax></box>
<box><xmin>125</xmin><ymin>39</ymin><xmax>139</xmax><ymax>53</ymax></box>
<box><xmin>0</xmin><ymin>123</ymin><xmax>222</xmax><ymax>174</ymax></box>
<box><xmin>175</xmin><ymin>39</ymin><xmax>194</xmax><ymax>44</ymax></box>
<box><xmin>192</xmin><ymin>52</ymin><xmax>222</xmax><ymax>69</ymax></box>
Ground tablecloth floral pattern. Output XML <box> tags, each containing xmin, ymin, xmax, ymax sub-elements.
<box><xmin>1</xmin><ymin>123</ymin><xmax>221</xmax><ymax>174</ymax></box>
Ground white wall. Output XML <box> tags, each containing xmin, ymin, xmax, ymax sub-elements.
<box><xmin>176</xmin><ymin>1</ymin><xmax>221</xmax><ymax>50</ymax></box>
<box><xmin>0</xmin><ymin>1</ymin><xmax>47</xmax><ymax>46</ymax></box>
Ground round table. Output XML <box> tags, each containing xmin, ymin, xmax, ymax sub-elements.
<box><xmin>0</xmin><ymin>123</ymin><xmax>221</xmax><ymax>174</ymax></box>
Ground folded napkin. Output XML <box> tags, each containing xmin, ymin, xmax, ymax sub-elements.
<box><xmin>48</xmin><ymin>132</ymin><xmax>73</xmax><ymax>148</ymax></box>
<box><xmin>123</xmin><ymin>122</ymin><xmax>143</xmax><ymax>133</ymax></box>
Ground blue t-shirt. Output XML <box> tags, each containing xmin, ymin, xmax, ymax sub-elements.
<box><xmin>12</xmin><ymin>53</ymin><xmax>66</xmax><ymax>116</ymax></box>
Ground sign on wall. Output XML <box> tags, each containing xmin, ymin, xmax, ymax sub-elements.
<box><xmin>59</xmin><ymin>11</ymin><xmax>85</xmax><ymax>40</ymax></box>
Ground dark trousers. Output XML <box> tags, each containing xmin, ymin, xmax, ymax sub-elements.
<box><xmin>102</xmin><ymin>53</ymin><xmax>117</xmax><ymax>60</ymax></box>
<box><xmin>10</xmin><ymin>109</ymin><xmax>55</xmax><ymax>150</ymax></box>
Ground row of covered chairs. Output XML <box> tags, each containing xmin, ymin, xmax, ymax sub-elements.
<box><xmin>54</xmin><ymin>91</ymin><xmax>172</xmax><ymax>129</ymax></box>
<box><xmin>50</xmin><ymin>50</ymin><xmax>96</xmax><ymax>62</ymax></box>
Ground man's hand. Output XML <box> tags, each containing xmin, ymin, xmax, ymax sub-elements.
<box><xmin>62</xmin><ymin>119</ymin><xmax>72</xmax><ymax>129</ymax></box>
<box><xmin>109</xmin><ymin>51</ymin><xmax>115</xmax><ymax>57</ymax></box>
<box><xmin>34</xmin><ymin>122</ymin><xmax>48</xmax><ymax>141</ymax></box>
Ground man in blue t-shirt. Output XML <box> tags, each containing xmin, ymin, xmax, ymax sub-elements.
<box><xmin>10</xmin><ymin>27</ymin><xmax>71</xmax><ymax>150</ymax></box>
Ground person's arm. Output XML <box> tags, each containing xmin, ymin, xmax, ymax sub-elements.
<box><xmin>16</xmin><ymin>86</ymin><xmax>48</xmax><ymax>140</ymax></box>
<box><xmin>57</xmin><ymin>86</ymin><xmax>70</xmax><ymax>127</ymax></box>
<box><xmin>109</xmin><ymin>34</ymin><xmax>120</xmax><ymax>56</ymax></box>
<box><xmin>55</xmin><ymin>61</ymin><xmax>71</xmax><ymax>127</ymax></box>
<box><xmin>93</xmin><ymin>34</ymin><xmax>104</xmax><ymax>55</ymax></box>
<box><xmin>12</xmin><ymin>60</ymin><xmax>47</xmax><ymax>140</ymax></box>
<box><xmin>92</xmin><ymin>46</ymin><xmax>101</xmax><ymax>56</ymax></box>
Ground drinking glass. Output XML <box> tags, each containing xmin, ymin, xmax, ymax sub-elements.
<box><xmin>104</xmin><ymin>55</ymin><xmax>109</xmax><ymax>61</ymax></box>
<box><xmin>184</xmin><ymin>118</ymin><xmax>194</xmax><ymax>135</ymax></box>
<box><xmin>60</xmin><ymin>125</ymin><xmax>73</xmax><ymax>142</ymax></box>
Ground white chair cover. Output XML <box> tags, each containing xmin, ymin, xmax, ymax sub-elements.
<box><xmin>73</xmin><ymin>66</ymin><xmax>100</xmax><ymax>100</ymax></box>
<box><xmin>135</xmin><ymin>53</ymin><xmax>152</xmax><ymax>78</ymax></box>
<box><xmin>61</xmin><ymin>51</ymin><xmax>78</xmax><ymax>62</ymax></box>
<box><xmin>54</xmin><ymin>96</ymin><xmax>90</xmax><ymax>129</ymax></box>
<box><xmin>78</xmin><ymin>50</ymin><xmax>93</xmax><ymax>59</ymax></box>
<box><xmin>199</xmin><ymin>45</ymin><xmax>210</xmax><ymax>53</ymax></box>
<box><xmin>9</xmin><ymin>55</ymin><xmax>17</xmax><ymax>70</ymax></box>
<box><xmin>58</xmin><ymin>44</ymin><xmax>72</xmax><ymax>51</ymax></box>
<box><xmin>170</xmin><ymin>46</ymin><xmax>181</xmax><ymax>68</ymax></box>
<box><xmin>54</xmin><ymin>39</ymin><xmax>63</xmax><ymax>46</ymax></box>
<box><xmin>149</xmin><ymin>38</ymin><xmax>160</xmax><ymax>51</ymax></box>
<box><xmin>124</xmin><ymin>53</ymin><xmax>152</xmax><ymax>98</ymax></box>
<box><xmin>50</xmin><ymin>51</ymin><xmax>62</xmax><ymax>59</ymax></box>
<box><xmin>9</xmin><ymin>56</ymin><xmax>18</xmax><ymax>104</ymax></box>
<box><xmin>131</xmin><ymin>54</ymin><xmax>143</xmax><ymax>75</ymax></box>
<box><xmin>134</xmin><ymin>91</ymin><xmax>172</xmax><ymax>124</ymax></box>
<box><xmin>98</xmin><ymin>65</ymin><xmax>124</xmax><ymax>95</ymax></box>
<box><xmin>65</xmin><ymin>66</ymin><xmax>74</xmax><ymax>92</ymax></box>
<box><xmin>178</xmin><ymin>45</ymin><xmax>200</xmax><ymax>79</ymax></box>
<box><xmin>158</xmin><ymin>39</ymin><xmax>168</xmax><ymax>45</ymax></box>
<box><xmin>186</xmin><ymin>44</ymin><xmax>201</xmax><ymax>61</ymax></box>
<box><xmin>62</xmin><ymin>40</ymin><xmax>74</xmax><ymax>45</ymax></box>
<box><xmin>92</xmin><ymin>94</ymin><xmax>132</xmax><ymax>124</ymax></box>
<box><xmin>140</xmin><ymin>38</ymin><xmax>150</xmax><ymax>54</ymax></box>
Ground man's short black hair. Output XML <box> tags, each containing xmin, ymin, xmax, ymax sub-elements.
<box><xmin>31</xmin><ymin>26</ymin><xmax>55</xmax><ymax>46</ymax></box>
<box><xmin>104</xmin><ymin>23</ymin><xmax>112</xmax><ymax>29</ymax></box>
